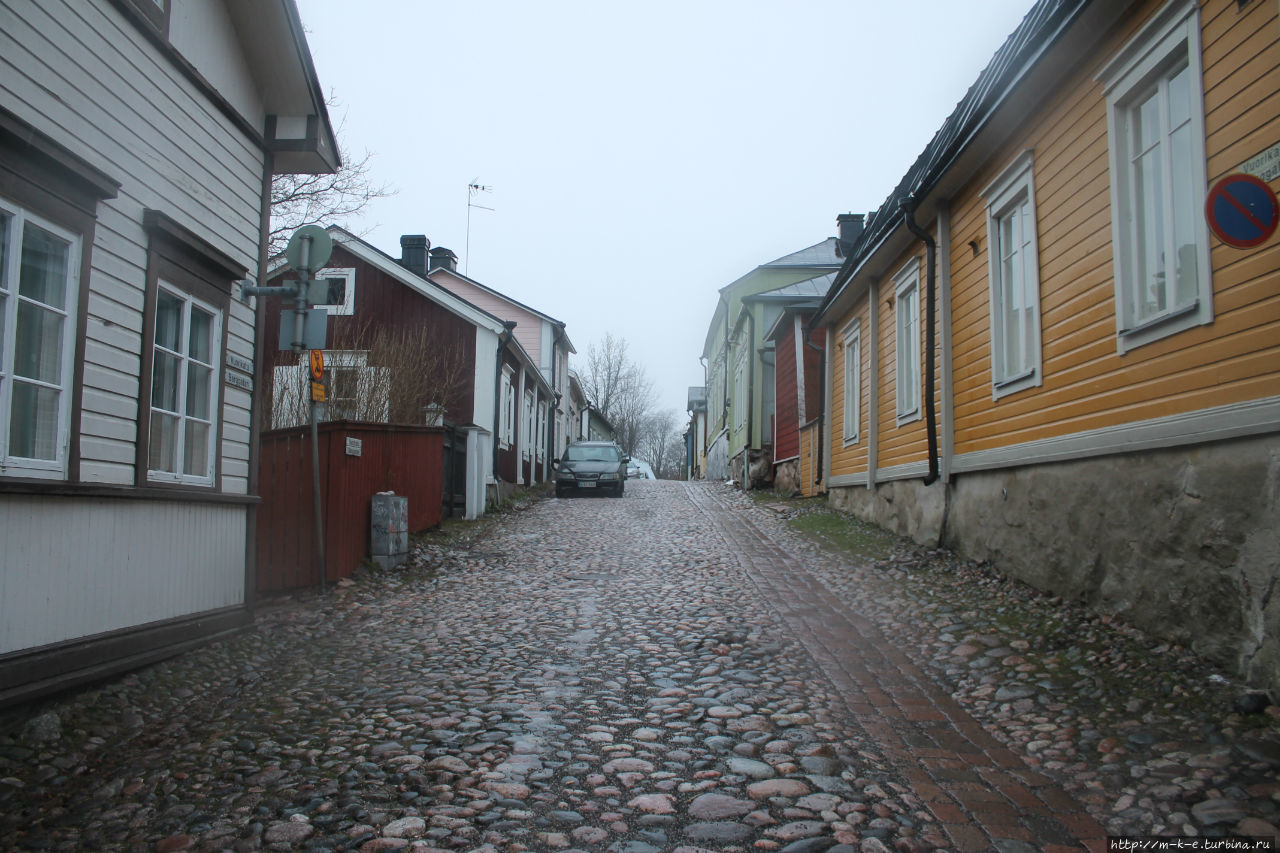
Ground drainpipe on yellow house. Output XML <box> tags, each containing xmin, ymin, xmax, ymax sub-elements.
<box><xmin>900</xmin><ymin>196</ymin><xmax>940</xmax><ymax>486</ymax></box>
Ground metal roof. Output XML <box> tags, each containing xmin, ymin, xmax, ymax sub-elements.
<box><xmin>762</xmin><ymin>237</ymin><xmax>843</xmax><ymax>268</ymax></box>
<box><xmin>748</xmin><ymin>272</ymin><xmax>837</xmax><ymax>301</ymax></box>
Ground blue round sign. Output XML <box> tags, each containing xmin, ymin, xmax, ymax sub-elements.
<box><xmin>1206</xmin><ymin>173</ymin><xmax>1279</xmax><ymax>249</ymax></box>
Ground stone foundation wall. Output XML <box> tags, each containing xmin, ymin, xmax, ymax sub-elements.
<box><xmin>828</xmin><ymin>477</ymin><xmax>947</xmax><ymax>546</ymax></box>
<box><xmin>829</xmin><ymin>434</ymin><xmax>1280</xmax><ymax>691</ymax></box>
<box><xmin>773</xmin><ymin>459</ymin><xmax>800</xmax><ymax>495</ymax></box>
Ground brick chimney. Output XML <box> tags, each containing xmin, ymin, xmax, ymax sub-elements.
<box><xmin>399</xmin><ymin>235</ymin><xmax>430</xmax><ymax>276</ymax></box>
<box><xmin>428</xmin><ymin>246</ymin><xmax>459</xmax><ymax>273</ymax></box>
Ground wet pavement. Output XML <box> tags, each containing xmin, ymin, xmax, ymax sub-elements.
<box><xmin>1</xmin><ymin>479</ymin><xmax>1277</xmax><ymax>852</ymax></box>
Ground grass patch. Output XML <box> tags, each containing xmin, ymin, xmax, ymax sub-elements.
<box><xmin>785</xmin><ymin>505</ymin><xmax>897</xmax><ymax>562</ymax></box>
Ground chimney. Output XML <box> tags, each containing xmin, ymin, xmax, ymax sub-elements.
<box><xmin>837</xmin><ymin>213</ymin><xmax>865</xmax><ymax>244</ymax></box>
<box><xmin>399</xmin><ymin>235</ymin><xmax>430</xmax><ymax>276</ymax></box>
<box><xmin>429</xmin><ymin>246</ymin><xmax>459</xmax><ymax>273</ymax></box>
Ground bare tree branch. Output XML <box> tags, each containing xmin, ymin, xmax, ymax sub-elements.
<box><xmin>269</xmin><ymin>94</ymin><xmax>395</xmax><ymax>257</ymax></box>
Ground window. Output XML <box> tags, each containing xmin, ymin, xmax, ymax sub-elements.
<box><xmin>316</xmin><ymin>267</ymin><xmax>355</xmax><ymax>316</ymax></box>
<box><xmin>138</xmin><ymin>210</ymin><xmax>242</xmax><ymax>489</ymax></box>
<box><xmin>842</xmin><ymin>320</ymin><xmax>861</xmax><ymax>444</ymax></box>
<box><xmin>522</xmin><ymin>390</ymin><xmax>534</xmax><ymax>459</ymax></box>
<box><xmin>0</xmin><ymin>202</ymin><xmax>81</xmax><ymax>478</ymax></box>
<box><xmin>894</xmin><ymin>260</ymin><xmax>921</xmax><ymax>422</ymax></box>
<box><xmin>983</xmin><ymin>150</ymin><xmax>1043</xmax><ymax>398</ymax></box>
<box><xmin>1099</xmin><ymin>0</ymin><xmax>1210</xmax><ymax>352</ymax></box>
<box><xmin>536</xmin><ymin>400</ymin><xmax>547</xmax><ymax>461</ymax></box>
<box><xmin>500</xmin><ymin>366</ymin><xmax>514</xmax><ymax>448</ymax></box>
<box><xmin>148</xmin><ymin>284</ymin><xmax>221</xmax><ymax>485</ymax></box>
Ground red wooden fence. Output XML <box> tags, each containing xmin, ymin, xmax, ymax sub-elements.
<box><xmin>256</xmin><ymin>421</ymin><xmax>445</xmax><ymax>593</ymax></box>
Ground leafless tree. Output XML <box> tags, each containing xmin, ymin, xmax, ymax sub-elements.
<box><xmin>579</xmin><ymin>333</ymin><xmax>656</xmax><ymax>458</ymax></box>
<box><xmin>271</xmin><ymin>317</ymin><xmax>470</xmax><ymax>429</ymax></box>
<box><xmin>269</xmin><ymin>96</ymin><xmax>394</xmax><ymax>257</ymax></box>
<box><xmin>636</xmin><ymin>409</ymin><xmax>686</xmax><ymax>480</ymax></box>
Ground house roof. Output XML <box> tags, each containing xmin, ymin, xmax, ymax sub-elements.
<box><xmin>428</xmin><ymin>266</ymin><xmax>577</xmax><ymax>355</ymax></box>
<box><xmin>719</xmin><ymin>237</ymin><xmax>843</xmax><ymax>296</ymax></box>
<box><xmin>815</xmin><ymin>0</ymin><xmax>1099</xmax><ymax>326</ymax></box>
<box><xmin>319</xmin><ymin>227</ymin><xmax>508</xmax><ymax>334</ymax></box>
<box><xmin>746</xmin><ymin>272</ymin><xmax>837</xmax><ymax>302</ymax></box>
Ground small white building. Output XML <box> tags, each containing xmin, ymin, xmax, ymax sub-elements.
<box><xmin>0</xmin><ymin>0</ymin><xmax>337</xmax><ymax>705</ymax></box>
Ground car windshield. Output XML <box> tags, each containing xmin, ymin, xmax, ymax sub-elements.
<box><xmin>564</xmin><ymin>445</ymin><xmax>620</xmax><ymax>463</ymax></box>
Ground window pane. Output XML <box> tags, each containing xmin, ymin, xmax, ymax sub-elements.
<box><xmin>14</xmin><ymin>301</ymin><xmax>64</xmax><ymax>384</ymax></box>
<box><xmin>1133</xmin><ymin>145</ymin><xmax>1165</xmax><ymax>321</ymax></box>
<box><xmin>183</xmin><ymin>421</ymin><xmax>209</xmax><ymax>477</ymax></box>
<box><xmin>9</xmin><ymin>380</ymin><xmax>59</xmax><ymax>460</ymax></box>
<box><xmin>155</xmin><ymin>290</ymin><xmax>183</xmax><ymax>353</ymax></box>
<box><xmin>152</xmin><ymin>350</ymin><xmax>180</xmax><ymax>412</ymax></box>
<box><xmin>1134</xmin><ymin>88</ymin><xmax>1161</xmax><ymax>154</ymax></box>
<box><xmin>149</xmin><ymin>410</ymin><xmax>178</xmax><ymax>473</ymax></box>
<box><xmin>18</xmin><ymin>222</ymin><xmax>69</xmax><ymax>310</ymax></box>
<box><xmin>189</xmin><ymin>306</ymin><xmax>213</xmax><ymax>364</ymax></box>
<box><xmin>1167</xmin><ymin>63</ymin><xmax>1191</xmax><ymax>129</ymax></box>
<box><xmin>186</xmin><ymin>363</ymin><xmax>211</xmax><ymax>419</ymax></box>
<box><xmin>1170</xmin><ymin>122</ymin><xmax>1198</xmax><ymax>309</ymax></box>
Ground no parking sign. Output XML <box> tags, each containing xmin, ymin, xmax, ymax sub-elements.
<box><xmin>1205</xmin><ymin>173</ymin><xmax>1279</xmax><ymax>248</ymax></box>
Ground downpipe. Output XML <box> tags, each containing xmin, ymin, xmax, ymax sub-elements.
<box><xmin>900</xmin><ymin>197</ymin><xmax>940</xmax><ymax>486</ymax></box>
<box><xmin>803</xmin><ymin>326</ymin><xmax>825</xmax><ymax>490</ymax></box>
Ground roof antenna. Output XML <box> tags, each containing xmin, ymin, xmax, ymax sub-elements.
<box><xmin>466</xmin><ymin>179</ymin><xmax>493</xmax><ymax>276</ymax></box>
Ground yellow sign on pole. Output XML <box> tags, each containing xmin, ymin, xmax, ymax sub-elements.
<box><xmin>311</xmin><ymin>380</ymin><xmax>326</xmax><ymax>402</ymax></box>
<box><xmin>309</xmin><ymin>349</ymin><xmax>325</xmax><ymax>381</ymax></box>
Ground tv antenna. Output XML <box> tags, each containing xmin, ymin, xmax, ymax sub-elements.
<box><xmin>466</xmin><ymin>179</ymin><xmax>493</xmax><ymax>276</ymax></box>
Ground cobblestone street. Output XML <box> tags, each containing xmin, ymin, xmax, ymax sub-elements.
<box><xmin>2</xmin><ymin>480</ymin><xmax>1278</xmax><ymax>852</ymax></box>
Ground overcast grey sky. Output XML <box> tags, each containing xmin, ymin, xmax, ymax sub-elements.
<box><xmin>297</xmin><ymin>0</ymin><xmax>1038</xmax><ymax>419</ymax></box>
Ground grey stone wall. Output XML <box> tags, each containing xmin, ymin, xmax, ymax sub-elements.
<box><xmin>773</xmin><ymin>459</ymin><xmax>800</xmax><ymax>495</ymax></box>
<box><xmin>829</xmin><ymin>434</ymin><xmax>1280</xmax><ymax>691</ymax></box>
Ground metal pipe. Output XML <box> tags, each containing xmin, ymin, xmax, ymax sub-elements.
<box><xmin>900</xmin><ymin>196</ymin><xmax>940</xmax><ymax>486</ymax></box>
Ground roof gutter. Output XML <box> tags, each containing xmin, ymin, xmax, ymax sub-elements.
<box><xmin>901</xmin><ymin>196</ymin><xmax>939</xmax><ymax>487</ymax></box>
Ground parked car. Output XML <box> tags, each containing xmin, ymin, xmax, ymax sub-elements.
<box><xmin>554</xmin><ymin>441</ymin><xmax>628</xmax><ymax>498</ymax></box>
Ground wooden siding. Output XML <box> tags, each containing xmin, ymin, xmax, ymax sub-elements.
<box><xmin>256</xmin><ymin>423</ymin><xmax>445</xmax><ymax>593</ymax></box>
<box><xmin>829</xmin><ymin>298</ymin><xmax>871</xmax><ymax>477</ymax></box>
<box><xmin>774</xmin><ymin>320</ymin><xmax>801</xmax><ymax>462</ymax></box>
<box><xmin>263</xmin><ymin>246</ymin><xmax>479</xmax><ymax>429</ymax></box>
<box><xmin>431</xmin><ymin>270</ymin><xmax>545</xmax><ymax>366</ymax></box>
<box><xmin>0</xmin><ymin>495</ymin><xmax>245</xmax><ymax>654</ymax></box>
<box><xmin>948</xmin><ymin>0</ymin><xmax>1280</xmax><ymax>458</ymax></box>
<box><xmin>1</xmin><ymin>0</ymin><xmax>264</xmax><ymax>489</ymax></box>
<box><xmin>799</xmin><ymin>421</ymin><xmax>823</xmax><ymax>497</ymax></box>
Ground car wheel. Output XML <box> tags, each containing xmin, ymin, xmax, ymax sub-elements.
<box><xmin>614</xmin><ymin>484</ymin><xmax>625</xmax><ymax>498</ymax></box>
<box><xmin>556</xmin><ymin>488</ymin><xmax>568</xmax><ymax>498</ymax></box>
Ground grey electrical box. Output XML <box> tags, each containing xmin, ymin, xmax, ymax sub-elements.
<box><xmin>370</xmin><ymin>492</ymin><xmax>408</xmax><ymax>569</ymax></box>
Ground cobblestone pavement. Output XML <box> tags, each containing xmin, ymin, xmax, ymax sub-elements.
<box><xmin>1</xmin><ymin>480</ymin><xmax>1277</xmax><ymax>852</ymax></box>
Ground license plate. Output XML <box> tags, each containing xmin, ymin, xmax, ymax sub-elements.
<box><xmin>578</xmin><ymin>481</ymin><xmax>596</xmax><ymax>488</ymax></box>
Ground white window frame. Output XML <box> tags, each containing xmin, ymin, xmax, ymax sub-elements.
<box><xmin>983</xmin><ymin>150</ymin><xmax>1044</xmax><ymax>399</ymax></box>
<box><xmin>0</xmin><ymin>201</ymin><xmax>81</xmax><ymax>479</ymax></box>
<box><xmin>1098</xmin><ymin>0</ymin><xmax>1211</xmax><ymax>353</ymax></box>
<box><xmin>536</xmin><ymin>399</ymin><xmax>547</xmax><ymax>461</ymax></box>
<box><xmin>894</xmin><ymin>259</ymin><xmax>921</xmax><ymax>424</ymax></box>
<box><xmin>147</xmin><ymin>282</ymin><xmax>222</xmax><ymax>486</ymax></box>
<box><xmin>316</xmin><ymin>267</ymin><xmax>355</xmax><ymax>316</ymax></box>
<box><xmin>499</xmin><ymin>365</ymin><xmax>514</xmax><ymax>448</ymax></box>
<box><xmin>841</xmin><ymin>319</ymin><xmax>861</xmax><ymax>445</ymax></box>
<box><xmin>522</xmin><ymin>389</ymin><xmax>534</xmax><ymax>460</ymax></box>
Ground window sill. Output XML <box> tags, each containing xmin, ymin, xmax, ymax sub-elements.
<box><xmin>1117</xmin><ymin>300</ymin><xmax>1207</xmax><ymax>354</ymax></box>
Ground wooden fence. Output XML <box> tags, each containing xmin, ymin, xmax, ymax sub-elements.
<box><xmin>256</xmin><ymin>421</ymin><xmax>445</xmax><ymax>593</ymax></box>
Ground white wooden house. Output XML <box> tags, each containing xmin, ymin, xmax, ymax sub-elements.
<box><xmin>0</xmin><ymin>0</ymin><xmax>337</xmax><ymax>705</ymax></box>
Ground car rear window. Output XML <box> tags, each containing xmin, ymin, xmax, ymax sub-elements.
<box><xmin>565</xmin><ymin>445</ymin><xmax>620</xmax><ymax>462</ymax></box>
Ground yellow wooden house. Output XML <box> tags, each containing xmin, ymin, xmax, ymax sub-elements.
<box><xmin>813</xmin><ymin>0</ymin><xmax>1280</xmax><ymax>687</ymax></box>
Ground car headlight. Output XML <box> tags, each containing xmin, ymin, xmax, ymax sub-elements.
<box><xmin>599</xmin><ymin>472</ymin><xmax>618</xmax><ymax>480</ymax></box>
